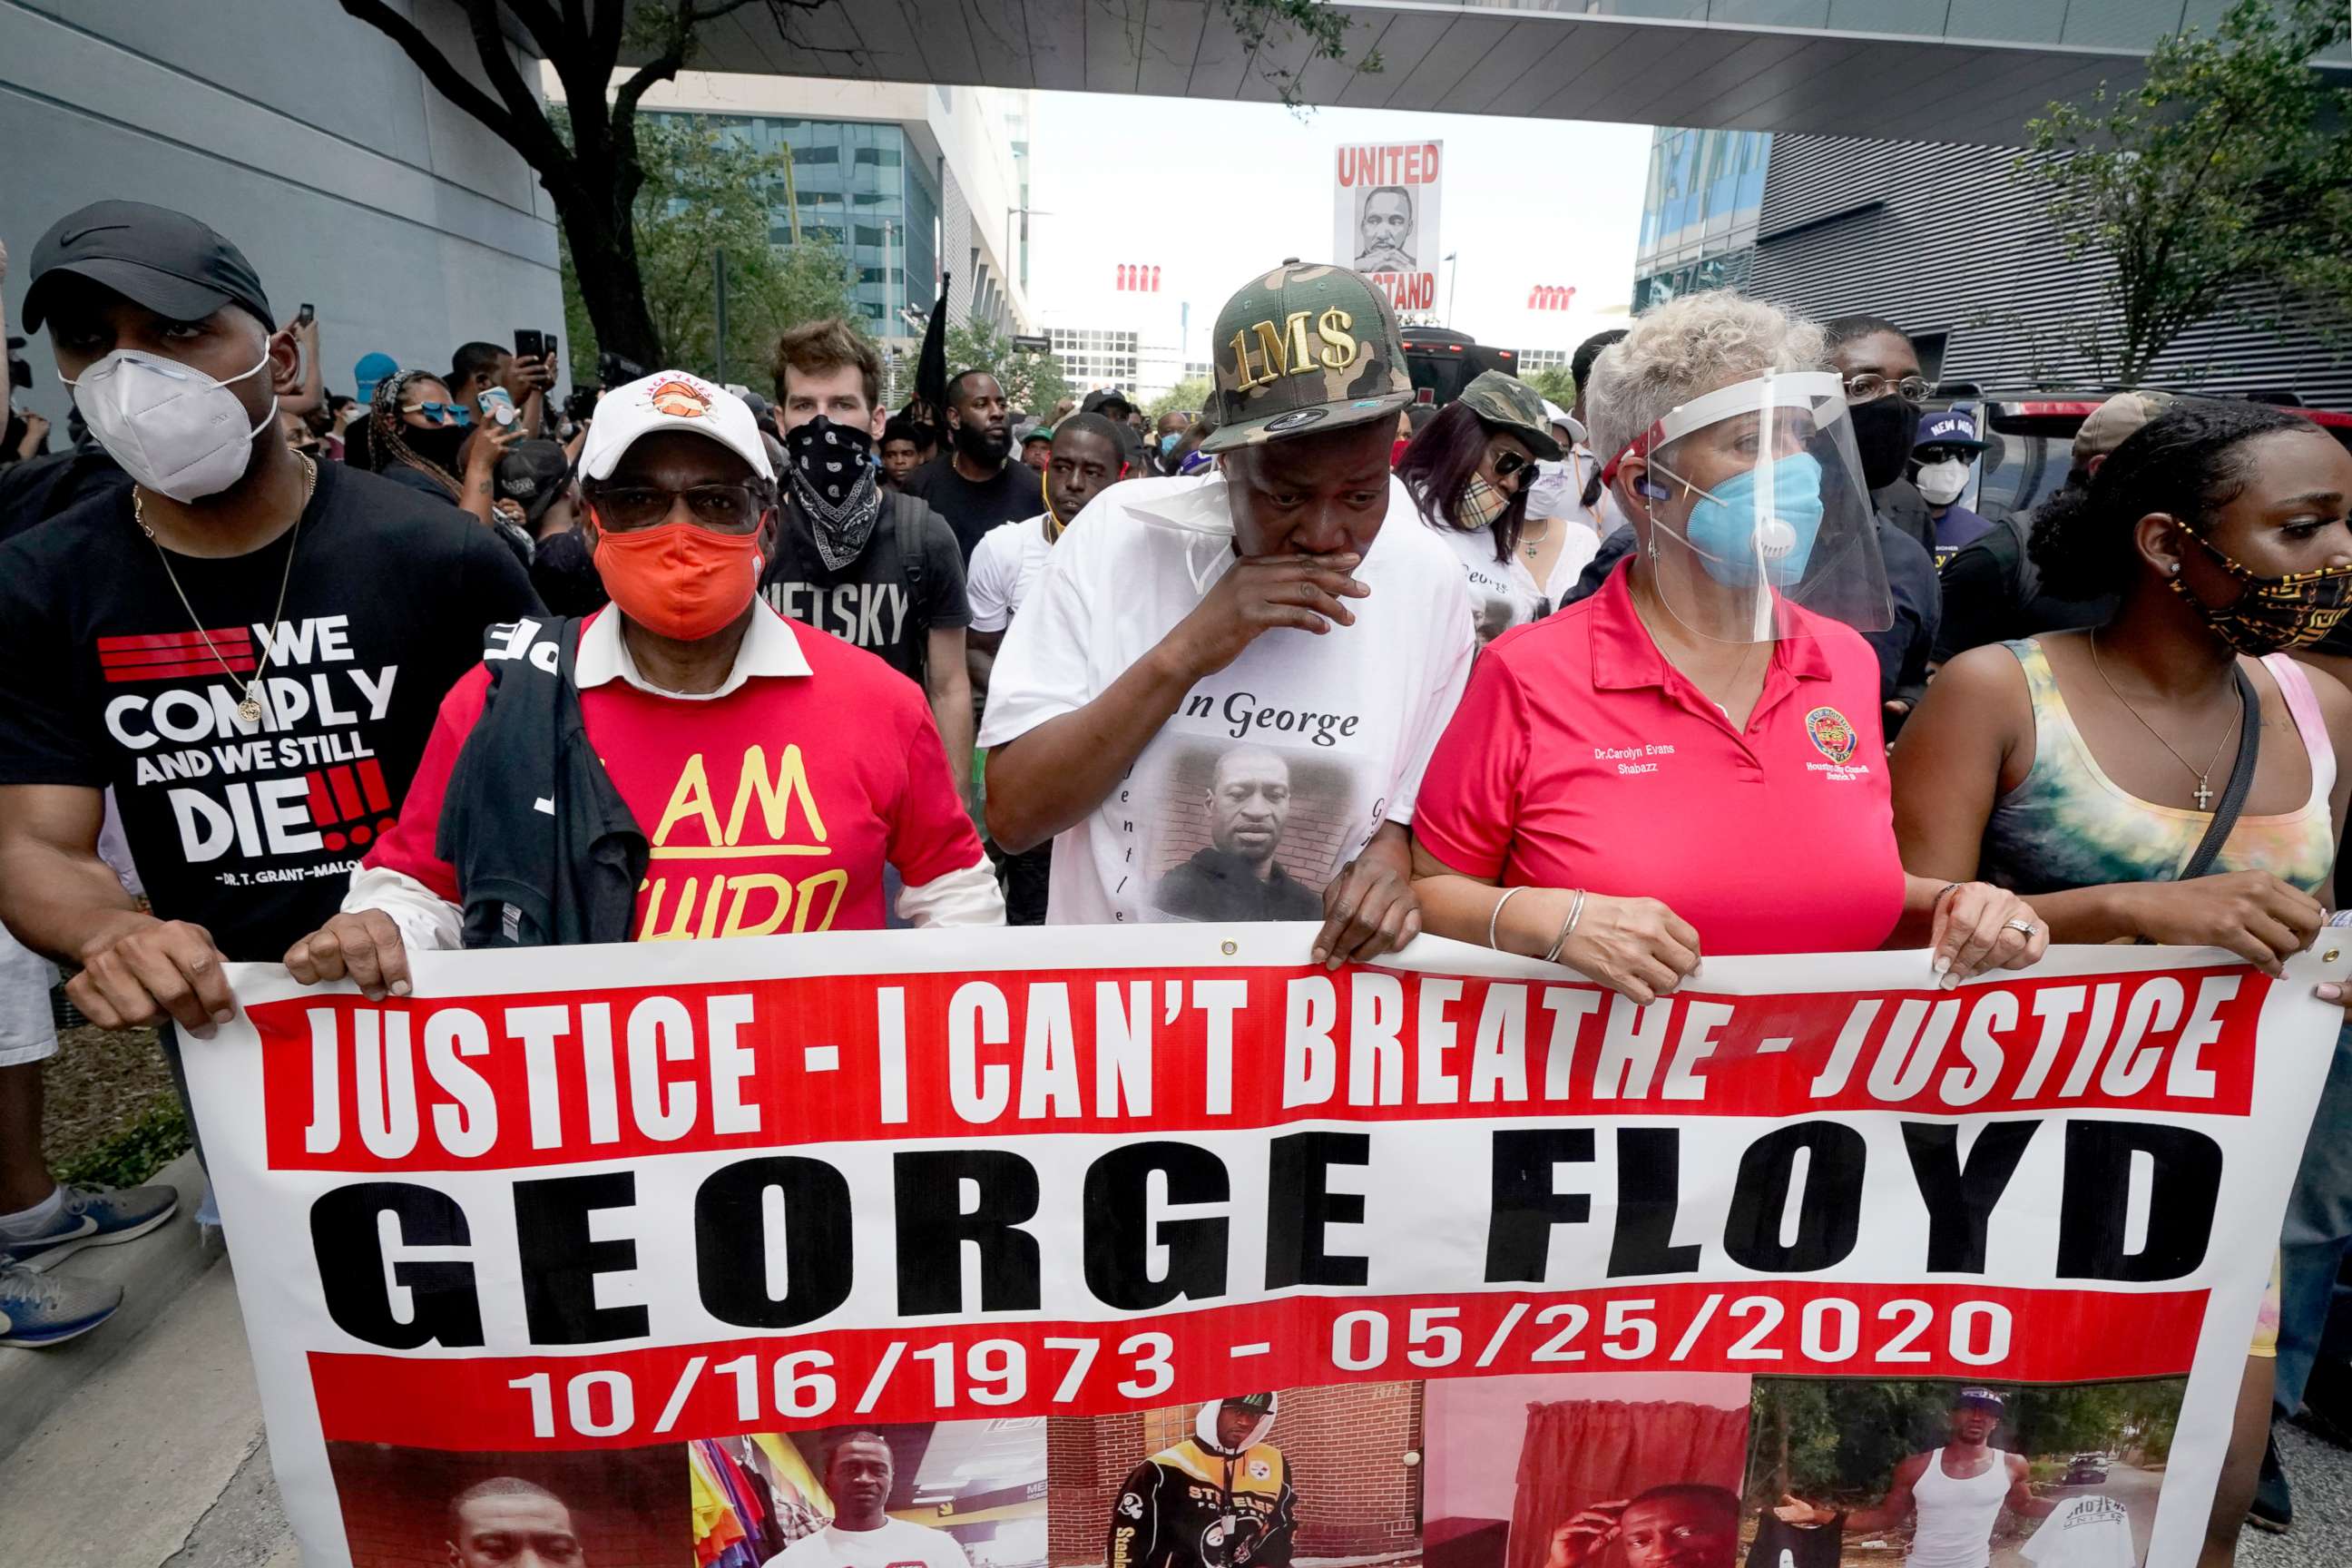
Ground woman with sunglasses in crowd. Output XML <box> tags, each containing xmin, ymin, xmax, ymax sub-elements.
<box><xmin>368</xmin><ymin>367</ymin><xmax>520</xmax><ymax>534</ymax></box>
<box><xmin>1396</xmin><ymin>370</ymin><xmax>1583</xmax><ymax>644</ymax></box>
<box><xmin>1891</xmin><ymin>398</ymin><xmax>2352</xmax><ymax>1564</ymax></box>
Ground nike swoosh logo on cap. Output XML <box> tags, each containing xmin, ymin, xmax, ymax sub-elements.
<box><xmin>59</xmin><ymin>223</ymin><xmax>132</xmax><ymax>248</ymax></box>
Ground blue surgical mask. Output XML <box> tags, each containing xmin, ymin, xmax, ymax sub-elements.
<box><xmin>1159</xmin><ymin>432</ymin><xmax>1181</xmax><ymax>456</ymax></box>
<box><xmin>1651</xmin><ymin>452</ymin><xmax>1825</xmax><ymax>588</ymax></box>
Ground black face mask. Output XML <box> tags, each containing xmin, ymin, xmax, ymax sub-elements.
<box><xmin>403</xmin><ymin>422</ymin><xmax>469</xmax><ymax>475</ymax></box>
<box><xmin>953</xmin><ymin>418</ymin><xmax>1011</xmax><ymax>468</ymax></box>
<box><xmin>1847</xmin><ymin>396</ymin><xmax>1922</xmax><ymax>491</ymax></box>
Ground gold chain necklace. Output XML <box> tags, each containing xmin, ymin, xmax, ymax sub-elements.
<box><xmin>2088</xmin><ymin>631</ymin><xmax>2241</xmax><ymax>811</ymax></box>
<box><xmin>133</xmin><ymin>454</ymin><xmax>316</xmax><ymax>724</ymax></box>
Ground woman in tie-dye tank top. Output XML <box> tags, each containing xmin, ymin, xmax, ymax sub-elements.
<box><xmin>1892</xmin><ymin>399</ymin><xmax>2352</xmax><ymax>1566</ymax></box>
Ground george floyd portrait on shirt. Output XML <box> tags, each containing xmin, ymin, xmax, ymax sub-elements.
<box><xmin>1426</xmin><ymin>1374</ymin><xmax>1752</xmax><ymax>1568</ymax></box>
<box><xmin>1749</xmin><ymin>1377</ymin><xmax>2188</xmax><ymax>1568</ymax></box>
<box><xmin>1144</xmin><ymin>740</ymin><xmax>1362</xmax><ymax>923</ymax></box>
<box><xmin>322</xmin><ymin>1440</ymin><xmax>686</xmax><ymax>1568</ymax></box>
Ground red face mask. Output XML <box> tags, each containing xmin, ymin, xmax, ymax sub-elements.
<box><xmin>590</xmin><ymin>515</ymin><xmax>767</xmax><ymax>641</ymax></box>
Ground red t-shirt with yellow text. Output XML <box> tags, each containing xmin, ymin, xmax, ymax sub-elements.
<box><xmin>365</xmin><ymin>612</ymin><xmax>978</xmax><ymax>937</ymax></box>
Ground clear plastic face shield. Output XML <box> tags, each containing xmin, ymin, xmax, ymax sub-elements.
<box><xmin>1609</xmin><ymin>369</ymin><xmax>1889</xmax><ymax>644</ymax></box>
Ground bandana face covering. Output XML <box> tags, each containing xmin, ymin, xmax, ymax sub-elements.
<box><xmin>785</xmin><ymin>416</ymin><xmax>883</xmax><ymax>570</ymax></box>
<box><xmin>2173</xmin><ymin>520</ymin><xmax>2352</xmax><ymax>654</ymax></box>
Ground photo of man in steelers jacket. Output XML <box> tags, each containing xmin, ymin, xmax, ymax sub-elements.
<box><xmin>1107</xmin><ymin>1394</ymin><xmax>1299</xmax><ymax>1568</ymax></box>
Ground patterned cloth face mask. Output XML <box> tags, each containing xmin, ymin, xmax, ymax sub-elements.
<box><xmin>1456</xmin><ymin>474</ymin><xmax>1509</xmax><ymax>532</ymax></box>
<box><xmin>2172</xmin><ymin>518</ymin><xmax>2352</xmax><ymax>654</ymax></box>
<box><xmin>784</xmin><ymin>416</ymin><xmax>883</xmax><ymax>570</ymax></box>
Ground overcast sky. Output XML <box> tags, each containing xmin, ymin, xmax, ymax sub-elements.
<box><xmin>1025</xmin><ymin>92</ymin><xmax>1652</xmax><ymax>366</ymax></box>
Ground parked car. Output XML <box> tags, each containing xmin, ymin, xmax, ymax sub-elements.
<box><xmin>2062</xmin><ymin>1453</ymin><xmax>2111</xmax><ymax>1486</ymax></box>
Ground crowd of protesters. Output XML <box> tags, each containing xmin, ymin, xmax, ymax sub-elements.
<box><xmin>5</xmin><ymin>202</ymin><xmax>2352</xmax><ymax>1562</ymax></box>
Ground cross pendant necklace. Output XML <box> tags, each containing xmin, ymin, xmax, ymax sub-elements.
<box><xmin>2089</xmin><ymin>632</ymin><xmax>2239</xmax><ymax>815</ymax></box>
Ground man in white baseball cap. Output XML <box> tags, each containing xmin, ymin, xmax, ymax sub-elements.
<box><xmin>285</xmin><ymin>368</ymin><xmax>1001</xmax><ymax>981</ymax></box>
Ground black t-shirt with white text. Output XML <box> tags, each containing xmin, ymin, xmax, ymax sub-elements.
<box><xmin>760</xmin><ymin>492</ymin><xmax>970</xmax><ymax>685</ymax></box>
<box><xmin>902</xmin><ymin>454</ymin><xmax>1042</xmax><ymax>561</ymax></box>
<box><xmin>0</xmin><ymin>461</ymin><xmax>544</xmax><ymax>960</ymax></box>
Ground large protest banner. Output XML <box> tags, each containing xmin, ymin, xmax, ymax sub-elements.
<box><xmin>1335</xmin><ymin>142</ymin><xmax>1441</xmax><ymax>314</ymax></box>
<box><xmin>195</xmin><ymin>926</ymin><xmax>2345</xmax><ymax>1568</ymax></box>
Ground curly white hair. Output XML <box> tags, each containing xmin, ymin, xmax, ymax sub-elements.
<box><xmin>1584</xmin><ymin>291</ymin><xmax>1827</xmax><ymax>471</ymax></box>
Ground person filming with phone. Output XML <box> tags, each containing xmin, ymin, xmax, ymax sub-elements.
<box><xmin>449</xmin><ymin>335</ymin><xmax>556</xmax><ymax>437</ymax></box>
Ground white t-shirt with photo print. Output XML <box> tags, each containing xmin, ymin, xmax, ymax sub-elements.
<box><xmin>978</xmin><ymin>471</ymin><xmax>1475</xmax><ymax>926</ymax></box>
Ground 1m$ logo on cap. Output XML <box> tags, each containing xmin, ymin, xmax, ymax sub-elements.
<box><xmin>1226</xmin><ymin>308</ymin><xmax>1361</xmax><ymax>391</ymax></box>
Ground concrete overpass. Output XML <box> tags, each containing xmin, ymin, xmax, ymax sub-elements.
<box><xmin>652</xmin><ymin>0</ymin><xmax>2352</xmax><ymax>148</ymax></box>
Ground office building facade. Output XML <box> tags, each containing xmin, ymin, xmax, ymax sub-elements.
<box><xmin>1631</xmin><ymin>125</ymin><xmax>2352</xmax><ymax>407</ymax></box>
<box><xmin>616</xmin><ymin>72</ymin><xmax>1035</xmax><ymax>397</ymax></box>
<box><xmin>2</xmin><ymin>0</ymin><xmax>563</xmax><ymax>424</ymax></box>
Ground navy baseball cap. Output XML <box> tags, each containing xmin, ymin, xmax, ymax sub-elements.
<box><xmin>1955</xmin><ymin>1387</ymin><xmax>2005</xmax><ymax>1412</ymax></box>
<box><xmin>22</xmin><ymin>201</ymin><xmax>273</xmax><ymax>334</ymax></box>
<box><xmin>1914</xmin><ymin>408</ymin><xmax>1987</xmax><ymax>452</ymax></box>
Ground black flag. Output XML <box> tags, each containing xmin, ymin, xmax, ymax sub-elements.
<box><xmin>913</xmin><ymin>271</ymin><xmax>952</xmax><ymax>427</ymax></box>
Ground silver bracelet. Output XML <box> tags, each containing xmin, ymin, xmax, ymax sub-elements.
<box><xmin>1487</xmin><ymin>886</ymin><xmax>1527</xmax><ymax>951</ymax></box>
<box><xmin>1543</xmin><ymin>888</ymin><xmax>1588</xmax><ymax>964</ymax></box>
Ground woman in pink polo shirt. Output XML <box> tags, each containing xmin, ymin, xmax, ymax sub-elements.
<box><xmin>1407</xmin><ymin>292</ymin><xmax>2044</xmax><ymax>1000</ymax></box>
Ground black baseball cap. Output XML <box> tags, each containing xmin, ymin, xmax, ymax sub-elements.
<box><xmin>22</xmin><ymin>201</ymin><xmax>274</xmax><ymax>334</ymax></box>
<box><xmin>495</xmin><ymin>439</ymin><xmax>574</xmax><ymax>527</ymax></box>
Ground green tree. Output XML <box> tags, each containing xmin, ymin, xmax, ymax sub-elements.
<box><xmin>1150</xmin><ymin>377</ymin><xmax>1214</xmax><ymax>420</ymax></box>
<box><xmin>1524</xmin><ymin>365</ymin><xmax>1578</xmax><ymax>411</ymax></box>
<box><xmin>944</xmin><ymin>318</ymin><xmax>1074</xmax><ymax>417</ymax></box>
<box><xmin>338</xmin><ymin>0</ymin><xmax>1377</xmax><ymax>367</ymax></box>
<box><xmin>2019</xmin><ymin>0</ymin><xmax>2352</xmax><ymax>384</ymax></box>
<box><xmin>559</xmin><ymin>110</ymin><xmax>862</xmax><ymax>388</ymax></box>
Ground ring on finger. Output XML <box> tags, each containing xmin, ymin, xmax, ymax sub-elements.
<box><xmin>2004</xmin><ymin>918</ymin><xmax>2037</xmax><ymax>937</ymax></box>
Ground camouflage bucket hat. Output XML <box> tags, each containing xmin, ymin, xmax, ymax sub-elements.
<box><xmin>1456</xmin><ymin>369</ymin><xmax>1563</xmax><ymax>460</ymax></box>
<box><xmin>1199</xmin><ymin>261</ymin><xmax>1415</xmax><ymax>454</ymax></box>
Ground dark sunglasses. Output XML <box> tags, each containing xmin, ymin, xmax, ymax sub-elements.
<box><xmin>1491</xmin><ymin>450</ymin><xmax>1538</xmax><ymax>480</ymax></box>
<box><xmin>590</xmin><ymin>483</ymin><xmax>766</xmax><ymax>532</ymax></box>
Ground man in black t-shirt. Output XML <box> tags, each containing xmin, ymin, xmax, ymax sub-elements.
<box><xmin>0</xmin><ymin>204</ymin><xmax>540</xmax><ymax>1322</ymax></box>
<box><xmin>902</xmin><ymin>369</ymin><xmax>1037</xmax><ymax>560</ymax></box>
<box><xmin>762</xmin><ymin>318</ymin><xmax>975</xmax><ymax>804</ymax></box>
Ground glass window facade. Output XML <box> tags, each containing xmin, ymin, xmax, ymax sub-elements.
<box><xmin>1632</xmin><ymin>126</ymin><xmax>1769</xmax><ymax>312</ymax></box>
<box><xmin>646</xmin><ymin>112</ymin><xmax>941</xmax><ymax>331</ymax></box>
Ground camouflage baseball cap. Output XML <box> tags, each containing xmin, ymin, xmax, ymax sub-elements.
<box><xmin>1198</xmin><ymin>262</ymin><xmax>1414</xmax><ymax>454</ymax></box>
<box><xmin>1456</xmin><ymin>370</ymin><xmax>1563</xmax><ymax>460</ymax></box>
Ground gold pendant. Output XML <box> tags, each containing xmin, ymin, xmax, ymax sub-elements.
<box><xmin>238</xmin><ymin>695</ymin><xmax>264</xmax><ymax>724</ymax></box>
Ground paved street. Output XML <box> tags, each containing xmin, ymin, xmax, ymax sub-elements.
<box><xmin>0</xmin><ymin>1256</ymin><xmax>293</xmax><ymax>1567</ymax></box>
<box><xmin>2246</xmin><ymin>1423</ymin><xmax>2352</xmax><ymax>1568</ymax></box>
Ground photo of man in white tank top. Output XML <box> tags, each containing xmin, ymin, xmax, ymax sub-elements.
<box><xmin>1774</xmin><ymin>1389</ymin><xmax>2056</xmax><ymax>1568</ymax></box>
